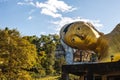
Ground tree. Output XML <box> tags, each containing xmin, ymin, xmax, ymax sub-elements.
<box><xmin>54</xmin><ymin>56</ymin><xmax>66</xmax><ymax>74</ymax></box>
<box><xmin>0</xmin><ymin>28</ymin><xmax>37</xmax><ymax>80</ymax></box>
<box><xmin>23</xmin><ymin>34</ymin><xmax>66</xmax><ymax>77</ymax></box>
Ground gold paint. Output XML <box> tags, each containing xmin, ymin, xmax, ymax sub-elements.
<box><xmin>62</xmin><ymin>21</ymin><xmax>120</xmax><ymax>62</ymax></box>
<box><xmin>64</xmin><ymin>21</ymin><xmax>98</xmax><ymax>50</ymax></box>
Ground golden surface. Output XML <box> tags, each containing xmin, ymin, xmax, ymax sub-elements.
<box><xmin>62</xmin><ymin>21</ymin><xmax>120</xmax><ymax>62</ymax></box>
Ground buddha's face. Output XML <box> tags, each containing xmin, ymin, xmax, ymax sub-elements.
<box><xmin>63</xmin><ymin>21</ymin><xmax>100</xmax><ymax>50</ymax></box>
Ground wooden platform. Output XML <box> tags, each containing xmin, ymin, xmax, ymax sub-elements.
<box><xmin>61</xmin><ymin>61</ymin><xmax>120</xmax><ymax>80</ymax></box>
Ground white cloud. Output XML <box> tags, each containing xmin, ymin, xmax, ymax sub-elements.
<box><xmin>36</xmin><ymin>1</ymin><xmax>57</xmax><ymax>13</ymax></box>
<box><xmin>35</xmin><ymin>0</ymin><xmax>76</xmax><ymax>18</ymax></box>
<box><xmin>40</xmin><ymin>32</ymin><xmax>47</xmax><ymax>35</ymax></box>
<box><xmin>52</xmin><ymin>17</ymin><xmax>103</xmax><ymax>33</ymax></box>
<box><xmin>41</xmin><ymin>8</ymin><xmax>62</xmax><ymax>18</ymax></box>
<box><xmin>28</xmin><ymin>16</ymin><xmax>33</xmax><ymax>20</ymax></box>
<box><xmin>38</xmin><ymin>0</ymin><xmax>76</xmax><ymax>12</ymax></box>
<box><xmin>17</xmin><ymin>1</ymin><xmax>35</xmax><ymax>6</ymax></box>
<box><xmin>17</xmin><ymin>0</ymin><xmax>103</xmax><ymax>34</ymax></box>
<box><xmin>17</xmin><ymin>0</ymin><xmax>76</xmax><ymax>18</ymax></box>
<box><xmin>17</xmin><ymin>2</ymin><xmax>25</xmax><ymax>5</ymax></box>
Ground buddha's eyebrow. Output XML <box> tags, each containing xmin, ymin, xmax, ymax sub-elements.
<box><xmin>63</xmin><ymin>23</ymin><xmax>73</xmax><ymax>34</ymax></box>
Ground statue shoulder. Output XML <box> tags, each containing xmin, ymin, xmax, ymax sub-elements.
<box><xmin>111</xmin><ymin>23</ymin><xmax>120</xmax><ymax>34</ymax></box>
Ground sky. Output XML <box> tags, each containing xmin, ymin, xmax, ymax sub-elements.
<box><xmin>0</xmin><ymin>0</ymin><xmax>120</xmax><ymax>36</ymax></box>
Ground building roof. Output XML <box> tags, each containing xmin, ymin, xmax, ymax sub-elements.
<box><xmin>62</xmin><ymin>61</ymin><xmax>120</xmax><ymax>76</ymax></box>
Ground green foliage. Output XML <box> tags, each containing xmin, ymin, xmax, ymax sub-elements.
<box><xmin>54</xmin><ymin>56</ymin><xmax>66</xmax><ymax>74</ymax></box>
<box><xmin>26</xmin><ymin>34</ymin><xmax>66</xmax><ymax>77</ymax></box>
<box><xmin>31</xmin><ymin>34</ymin><xmax>58</xmax><ymax>75</ymax></box>
<box><xmin>0</xmin><ymin>28</ymin><xmax>37</xmax><ymax>79</ymax></box>
<box><xmin>3</xmin><ymin>70</ymin><xmax>33</xmax><ymax>80</ymax></box>
<box><xmin>0</xmin><ymin>27</ymin><xmax>66</xmax><ymax>79</ymax></box>
<box><xmin>69</xmin><ymin>74</ymin><xmax>80</xmax><ymax>80</ymax></box>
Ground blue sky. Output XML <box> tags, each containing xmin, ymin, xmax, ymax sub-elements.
<box><xmin>0</xmin><ymin>0</ymin><xmax>120</xmax><ymax>36</ymax></box>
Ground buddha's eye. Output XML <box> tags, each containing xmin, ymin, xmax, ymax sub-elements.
<box><xmin>71</xmin><ymin>38</ymin><xmax>75</xmax><ymax>42</ymax></box>
<box><xmin>77</xmin><ymin>27</ymin><xmax>81</xmax><ymax>30</ymax></box>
